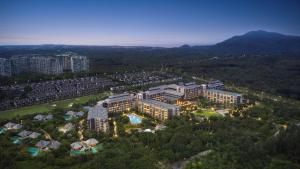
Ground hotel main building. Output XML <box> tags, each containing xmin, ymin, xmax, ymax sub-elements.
<box><xmin>104</xmin><ymin>93</ymin><xmax>136</xmax><ymax>113</ymax></box>
<box><xmin>137</xmin><ymin>99</ymin><xmax>180</xmax><ymax>121</ymax></box>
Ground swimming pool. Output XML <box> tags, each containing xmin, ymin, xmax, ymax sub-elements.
<box><xmin>63</xmin><ymin>115</ymin><xmax>73</xmax><ymax>121</ymax></box>
<box><xmin>127</xmin><ymin>114</ymin><xmax>142</xmax><ymax>125</ymax></box>
<box><xmin>11</xmin><ymin>136</ymin><xmax>21</xmax><ymax>144</ymax></box>
<box><xmin>0</xmin><ymin>127</ymin><xmax>7</xmax><ymax>134</ymax></box>
<box><xmin>27</xmin><ymin>147</ymin><xmax>40</xmax><ymax>157</ymax></box>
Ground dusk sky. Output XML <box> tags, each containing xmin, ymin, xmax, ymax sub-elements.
<box><xmin>1</xmin><ymin>0</ymin><xmax>300</xmax><ymax>46</ymax></box>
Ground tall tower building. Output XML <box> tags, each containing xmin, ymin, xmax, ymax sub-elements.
<box><xmin>71</xmin><ymin>55</ymin><xmax>89</xmax><ymax>72</ymax></box>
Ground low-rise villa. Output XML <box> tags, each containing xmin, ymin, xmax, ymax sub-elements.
<box><xmin>28</xmin><ymin>132</ymin><xmax>41</xmax><ymax>139</ymax></box>
<box><xmin>58</xmin><ymin>122</ymin><xmax>75</xmax><ymax>133</ymax></box>
<box><xmin>4</xmin><ymin>122</ymin><xmax>23</xmax><ymax>130</ymax></box>
<box><xmin>35</xmin><ymin>140</ymin><xmax>61</xmax><ymax>150</ymax></box>
<box><xmin>18</xmin><ymin>130</ymin><xmax>33</xmax><ymax>138</ymax></box>
<box><xmin>70</xmin><ymin>138</ymin><xmax>100</xmax><ymax>155</ymax></box>
<box><xmin>33</xmin><ymin>114</ymin><xmax>53</xmax><ymax>121</ymax></box>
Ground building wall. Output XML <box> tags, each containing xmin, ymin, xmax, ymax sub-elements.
<box><xmin>10</xmin><ymin>55</ymin><xmax>63</xmax><ymax>75</ymax></box>
<box><xmin>183</xmin><ymin>87</ymin><xmax>201</xmax><ymax>99</ymax></box>
<box><xmin>203</xmin><ymin>89</ymin><xmax>242</xmax><ymax>104</ymax></box>
<box><xmin>106</xmin><ymin>98</ymin><xmax>136</xmax><ymax>113</ymax></box>
<box><xmin>137</xmin><ymin>101</ymin><xmax>180</xmax><ymax>120</ymax></box>
<box><xmin>11</xmin><ymin>56</ymin><xmax>30</xmax><ymax>75</ymax></box>
<box><xmin>71</xmin><ymin>56</ymin><xmax>89</xmax><ymax>72</ymax></box>
<box><xmin>88</xmin><ymin>118</ymin><xmax>109</xmax><ymax>133</ymax></box>
<box><xmin>0</xmin><ymin>58</ymin><xmax>11</xmax><ymax>76</ymax></box>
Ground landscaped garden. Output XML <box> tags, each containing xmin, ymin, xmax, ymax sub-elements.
<box><xmin>192</xmin><ymin>108</ymin><xmax>222</xmax><ymax>118</ymax></box>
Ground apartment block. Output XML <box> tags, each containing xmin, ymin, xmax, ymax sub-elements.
<box><xmin>10</xmin><ymin>55</ymin><xmax>63</xmax><ymax>75</ymax></box>
<box><xmin>71</xmin><ymin>55</ymin><xmax>89</xmax><ymax>72</ymax></box>
<box><xmin>0</xmin><ymin>58</ymin><xmax>11</xmax><ymax>76</ymax></box>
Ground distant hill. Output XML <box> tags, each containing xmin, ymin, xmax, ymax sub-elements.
<box><xmin>212</xmin><ymin>30</ymin><xmax>300</xmax><ymax>55</ymax></box>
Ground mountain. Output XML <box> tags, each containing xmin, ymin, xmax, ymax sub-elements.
<box><xmin>212</xmin><ymin>30</ymin><xmax>300</xmax><ymax>55</ymax></box>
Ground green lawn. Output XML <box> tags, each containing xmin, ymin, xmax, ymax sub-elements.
<box><xmin>193</xmin><ymin>109</ymin><xmax>222</xmax><ymax>117</ymax></box>
<box><xmin>0</xmin><ymin>93</ymin><xmax>108</xmax><ymax>119</ymax></box>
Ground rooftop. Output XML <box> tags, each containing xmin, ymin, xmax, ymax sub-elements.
<box><xmin>140</xmin><ymin>99</ymin><xmax>180</xmax><ymax>110</ymax></box>
<box><xmin>87</xmin><ymin>103</ymin><xmax>108</xmax><ymax>120</ymax></box>
<box><xmin>207</xmin><ymin>89</ymin><xmax>242</xmax><ymax>96</ymax></box>
<box><xmin>105</xmin><ymin>93</ymin><xmax>135</xmax><ymax>103</ymax></box>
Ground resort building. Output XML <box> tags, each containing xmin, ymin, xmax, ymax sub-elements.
<box><xmin>104</xmin><ymin>93</ymin><xmax>136</xmax><ymax>113</ymax></box>
<box><xmin>87</xmin><ymin>102</ymin><xmax>109</xmax><ymax>133</ymax></box>
<box><xmin>177</xmin><ymin>82</ymin><xmax>202</xmax><ymax>99</ymax></box>
<box><xmin>137</xmin><ymin>99</ymin><xmax>180</xmax><ymax>120</ymax></box>
<box><xmin>142</xmin><ymin>82</ymin><xmax>202</xmax><ymax>103</ymax></box>
<box><xmin>203</xmin><ymin>89</ymin><xmax>243</xmax><ymax>104</ymax></box>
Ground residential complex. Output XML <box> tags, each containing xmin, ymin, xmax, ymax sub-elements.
<box><xmin>203</xmin><ymin>89</ymin><xmax>243</xmax><ymax>104</ymax></box>
<box><xmin>87</xmin><ymin>102</ymin><xmax>110</xmax><ymax>133</ymax></box>
<box><xmin>0</xmin><ymin>52</ymin><xmax>89</xmax><ymax>76</ymax></box>
<box><xmin>58</xmin><ymin>52</ymin><xmax>89</xmax><ymax>72</ymax></box>
<box><xmin>137</xmin><ymin>99</ymin><xmax>180</xmax><ymax>121</ymax></box>
<box><xmin>142</xmin><ymin>84</ymin><xmax>184</xmax><ymax>104</ymax></box>
<box><xmin>9</xmin><ymin>55</ymin><xmax>63</xmax><ymax>75</ymax></box>
<box><xmin>0</xmin><ymin>76</ymin><xmax>116</xmax><ymax>111</ymax></box>
<box><xmin>29</xmin><ymin>56</ymin><xmax>63</xmax><ymax>75</ymax></box>
<box><xmin>71</xmin><ymin>55</ymin><xmax>89</xmax><ymax>72</ymax></box>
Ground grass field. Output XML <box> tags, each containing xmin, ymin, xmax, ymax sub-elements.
<box><xmin>0</xmin><ymin>93</ymin><xmax>108</xmax><ymax>119</ymax></box>
<box><xmin>193</xmin><ymin>109</ymin><xmax>222</xmax><ymax>117</ymax></box>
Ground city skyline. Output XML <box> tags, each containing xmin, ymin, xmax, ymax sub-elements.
<box><xmin>1</xmin><ymin>0</ymin><xmax>300</xmax><ymax>47</ymax></box>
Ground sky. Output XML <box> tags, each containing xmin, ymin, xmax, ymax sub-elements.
<box><xmin>0</xmin><ymin>0</ymin><xmax>300</xmax><ymax>46</ymax></box>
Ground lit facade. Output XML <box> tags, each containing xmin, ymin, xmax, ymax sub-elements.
<box><xmin>104</xmin><ymin>93</ymin><xmax>136</xmax><ymax>113</ymax></box>
<box><xmin>177</xmin><ymin>82</ymin><xmax>202</xmax><ymax>99</ymax></box>
<box><xmin>137</xmin><ymin>99</ymin><xmax>180</xmax><ymax>120</ymax></box>
<box><xmin>203</xmin><ymin>89</ymin><xmax>243</xmax><ymax>104</ymax></box>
